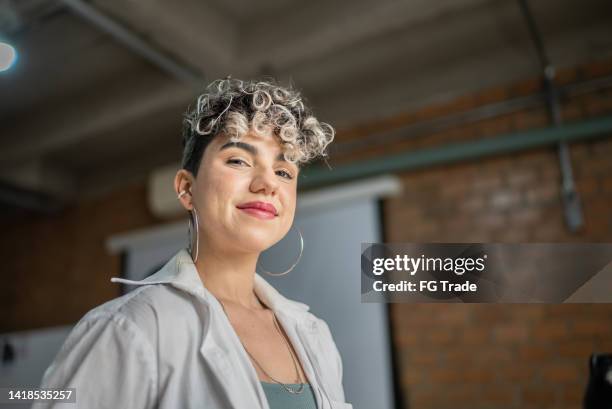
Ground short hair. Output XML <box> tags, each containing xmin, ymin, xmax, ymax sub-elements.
<box><xmin>181</xmin><ymin>78</ymin><xmax>334</xmax><ymax>177</ymax></box>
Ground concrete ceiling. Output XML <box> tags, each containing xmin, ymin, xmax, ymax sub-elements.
<box><xmin>0</xmin><ymin>0</ymin><xmax>611</xmax><ymax>214</ymax></box>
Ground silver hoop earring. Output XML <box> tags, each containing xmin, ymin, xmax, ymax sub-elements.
<box><xmin>257</xmin><ymin>227</ymin><xmax>304</xmax><ymax>277</ymax></box>
<box><xmin>188</xmin><ymin>207</ymin><xmax>200</xmax><ymax>263</ymax></box>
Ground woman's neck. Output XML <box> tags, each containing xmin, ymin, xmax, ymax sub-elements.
<box><xmin>194</xmin><ymin>243</ymin><xmax>263</xmax><ymax>310</ymax></box>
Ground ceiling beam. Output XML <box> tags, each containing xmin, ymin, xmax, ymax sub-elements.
<box><xmin>60</xmin><ymin>0</ymin><xmax>203</xmax><ymax>84</ymax></box>
<box><xmin>0</xmin><ymin>71</ymin><xmax>193</xmax><ymax>166</ymax></box>
<box><xmin>241</xmin><ymin>0</ymin><xmax>494</xmax><ymax>71</ymax></box>
<box><xmin>90</xmin><ymin>0</ymin><xmax>240</xmax><ymax>78</ymax></box>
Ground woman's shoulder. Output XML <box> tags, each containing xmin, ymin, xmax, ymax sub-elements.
<box><xmin>78</xmin><ymin>283</ymin><xmax>202</xmax><ymax>341</ymax></box>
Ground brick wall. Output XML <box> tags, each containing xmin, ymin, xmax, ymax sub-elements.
<box><xmin>393</xmin><ymin>304</ymin><xmax>612</xmax><ymax>408</ymax></box>
<box><xmin>339</xmin><ymin>58</ymin><xmax>612</xmax><ymax>409</ymax></box>
<box><xmin>2</xmin><ymin>56</ymin><xmax>612</xmax><ymax>409</ymax></box>
<box><xmin>0</xmin><ymin>183</ymin><xmax>178</xmax><ymax>331</ymax></box>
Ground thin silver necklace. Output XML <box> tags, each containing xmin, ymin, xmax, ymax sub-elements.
<box><xmin>216</xmin><ymin>295</ymin><xmax>306</xmax><ymax>394</ymax></box>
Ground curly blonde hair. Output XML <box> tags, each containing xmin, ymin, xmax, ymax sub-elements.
<box><xmin>181</xmin><ymin>78</ymin><xmax>334</xmax><ymax>176</ymax></box>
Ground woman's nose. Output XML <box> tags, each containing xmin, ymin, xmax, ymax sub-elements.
<box><xmin>250</xmin><ymin>168</ymin><xmax>279</xmax><ymax>195</ymax></box>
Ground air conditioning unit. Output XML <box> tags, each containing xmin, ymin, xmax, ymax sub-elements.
<box><xmin>148</xmin><ymin>163</ymin><xmax>184</xmax><ymax>218</ymax></box>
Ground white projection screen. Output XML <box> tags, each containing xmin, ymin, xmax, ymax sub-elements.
<box><xmin>108</xmin><ymin>175</ymin><xmax>400</xmax><ymax>409</ymax></box>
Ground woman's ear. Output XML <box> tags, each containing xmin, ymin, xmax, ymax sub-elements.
<box><xmin>175</xmin><ymin>169</ymin><xmax>194</xmax><ymax>211</ymax></box>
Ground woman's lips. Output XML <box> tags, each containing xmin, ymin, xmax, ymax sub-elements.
<box><xmin>236</xmin><ymin>202</ymin><xmax>278</xmax><ymax>220</ymax></box>
<box><xmin>238</xmin><ymin>207</ymin><xmax>276</xmax><ymax>220</ymax></box>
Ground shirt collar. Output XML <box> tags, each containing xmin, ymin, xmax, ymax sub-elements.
<box><xmin>110</xmin><ymin>248</ymin><xmax>310</xmax><ymax>313</ymax></box>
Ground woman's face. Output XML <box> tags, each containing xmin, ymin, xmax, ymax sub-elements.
<box><xmin>178</xmin><ymin>130</ymin><xmax>299</xmax><ymax>255</ymax></box>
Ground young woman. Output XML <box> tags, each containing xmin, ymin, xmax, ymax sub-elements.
<box><xmin>35</xmin><ymin>79</ymin><xmax>351</xmax><ymax>409</ymax></box>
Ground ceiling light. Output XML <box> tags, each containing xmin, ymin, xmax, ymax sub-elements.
<box><xmin>0</xmin><ymin>41</ymin><xmax>17</xmax><ymax>72</ymax></box>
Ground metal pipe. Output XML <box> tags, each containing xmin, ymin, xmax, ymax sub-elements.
<box><xmin>331</xmin><ymin>73</ymin><xmax>612</xmax><ymax>158</ymax></box>
<box><xmin>59</xmin><ymin>0</ymin><xmax>203</xmax><ymax>85</ymax></box>
<box><xmin>517</xmin><ymin>0</ymin><xmax>583</xmax><ymax>232</ymax></box>
<box><xmin>0</xmin><ymin>182</ymin><xmax>65</xmax><ymax>214</ymax></box>
<box><xmin>517</xmin><ymin>0</ymin><xmax>550</xmax><ymax>68</ymax></box>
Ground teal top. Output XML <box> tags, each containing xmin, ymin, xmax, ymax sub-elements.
<box><xmin>261</xmin><ymin>382</ymin><xmax>318</xmax><ymax>409</ymax></box>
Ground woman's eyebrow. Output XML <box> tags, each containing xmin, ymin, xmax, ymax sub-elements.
<box><xmin>219</xmin><ymin>141</ymin><xmax>257</xmax><ymax>155</ymax></box>
<box><xmin>219</xmin><ymin>141</ymin><xmax>288</xmax><ymax>162</ymax></box>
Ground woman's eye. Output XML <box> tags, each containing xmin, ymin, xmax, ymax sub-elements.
<box><xmin>276</xmin><ymin>170</ymin><xmax>293</xmax><ymax>180</ymax></box>
<box><xmin>226</xmin><ymin>158</ymin><xmax>249</xmax><ymax>166</ymax></box>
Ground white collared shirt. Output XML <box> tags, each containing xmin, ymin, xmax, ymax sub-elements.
<box><xmin>33</xmin><ymin>249</ymin><xmax>352</xmax><ymax>409</ymax></box>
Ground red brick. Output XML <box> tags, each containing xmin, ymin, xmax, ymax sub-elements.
<box><xmin>532</xmin><ymin>322</ymin><xmax>570</xmax><ymax>341</ymax></box>
<box><xmin>594</xmin><ymin>337</ymin><xmax>612</xmax><ymax>352</ymax></box>
<box><xmin>521</xmin><ymin>386</ymin><xmax>556</xmax><ymax>406</ymax></box>
<box><xmin>555</xmin><ymin>66</ymin><xmax>579</xmax><ymax>85</ymax></box>
<box><xmin>513</xmin><ymin>148</ymin><xmax>552</xmax><ymax>168</ymax></box>
<box><xmin>562</xmin><ymin>384</ymin><xmax>585</xmax><ymax>405</ymax></box>
<box><xmin>541</xmin><ymin>363</ymin><xmax>580</xmax><ymax>383</ymax></box>
<box><xmin>544</xmin><ymin>304</ymin><xmax>604</xmax><ymax>319</ymax></box>
<box><xmin>479</xmin><ymin>212</ymin><xmax>506</xmax><ymax>229</ymax></box>
<box><xmin>443</xmin><ymin>349</ymin><xmax>473</xmax><ymax>365</ymax></box>
<box><xmin>514</xmin><ymin>109</ymin><xmax>549</xmax><ymax>131</ymax></box>
<box><xmin>476</xmin><ymin>86</ymin><xmax>510</xmax><ymax>105</ymax></box>
<box><xmin>462</xmin><ymin>368</ymin><xmax>493</xmax><ymax>383</ymax></box>
<box><xmin>461</xmin><ymin>196</ymin><xmax>487</xmax><ymax>212</ymax></box>
<box><xmin>432</xmin><ymin>305</ymin><xmax>471</xmax><ymax>325</ymax></box>
<box><xmin>539</xmin><ymin>164</ymin><xmax>561</xmax><ymax>183</ymax></box>
<box><xmin>410</xmin><ymin>388</ymin><xmax>437</xmax><ymax>409</ymax></box>
<box><xmin>509</xmin><ymin>78</ymin><xmax>542</xmax><ymax>97</ymax></box>
<box><xmin>472</xmin><ymin>173</ymin><xmax>503</xmax><ymax>192</ymax></box>
<box><xmin>500</xmin><ymin>363</ymin><xmax>538</xmax><ymax>383</ymax></box>
<box><xmin>477</xmin><ymin>115</ymin><xmax>514</xmax><ymax>136</ymax></box>
<box><xmin>401</xmin><ymin>370</ymin><xmax>422</xmax><ymax>386</ymax></box>
<box><xmin>576</xmin><ymin>176</ymin><xmax>600</xmax><ymax>196</ymax></box>
<box><xmin>459</xmin><ymin>327</ymin><xmax>490</xmax><ymax>345</ymax></box>
<box><xmin>518</xmin><ymin>345</ymin><xmax>554</xmax><ymax>362</ymax></box>
<box><xmin>572</xmin><ymin>320</ymin><xmax>612</xmax><ymax>337</ymax></box>
<box><xmin>489</xmin><ymin>190</ymin><xmax>522</xmax><ymax>210</ymax></box>
<box><xmin>491</xmin><ymin>228</ymin><xmax>531</xmax><ymax>242</ymax></box>
<box><xmin>461</xmin><ymin>229</ymin><xmax>494</xmax><ymax>242</ymax></box>
<box><xmin>445</xmin><ymin>94</ymin><xmax>478</xmax><ymax>112</ymax></box>
<box><xmin>445</xmin><ymin>218</ymin><xmax>475</xmax><ymax>237</ymax></box>
<box><xmin>561</xmin><ymin>102</ymin><xmax>583</xmax><ymax>121</ymax></box>
<box><xmin>583</xmin><ymin>59</ymin><xmax>612</xmax><ymax>78</ymax></box>
<box><xmin>570</xmin><ymin>143</ymin><xmax>591</xmax><ymax>161</ymax></box>
<box><xmin>476</xmin><ymin>348</ymin><xmax>514</xmax><ymax>364</ymax></box>
<box><xmin>471</xmin><ymin>305</ymin><xmax>511</xmax><ymax>323</ymax></box>
<box><xmin>579</xmin><ymin>154</ymin><xmax>612</xmax><ymax>176</ymax></box>
<box><xmin>439</xmin><ymin>177</ymin><xmax>470</xmax><ymax>199</ymax></box>
<box><xmin>530</xmin><ymin>223</ymin><xmax>573</xmax><ymax>241</ymax></box>
<box><xmin>590</xmin><ymin>136</ymin><xmax>612</xmax><ymax>156</ymax></box>
<box><xmin>506</xmin><ymin>168</ymin><xmax>538</xmax><ymax>187</ymax></box>
<box><xmin>442</xmin><ymin>385</ymin><xmax>482</xmax><ymax>402</ymax></box>
<box><xmin>509</xmin><ymin>305</ymin><xmax>545</xmax><ymax>322</ymax></box>
<box><xmin>494</xmin><ymin>324</ymin><xmax>530</xmax><ymax>343</ymax></box>
<box><xmin>510</xmin><ymin>207</ymin><xmax>543</xmax><ymax>225</ymax></box>
<box><xmin>410</xmin><ymin>352</ymin><xmax>440</xmax><ymax>366</ymax></box>
<box><xmin>602</xmin><ymin>176</ymin><xmax>612</xmax><ymax>194</ymax></box>
<box><xmin>395</xmin><ymin>332</ymin><xmax>420</xmax><ymax>347</ymax></box>
<box><xmin>525</xmin><ymin>183</ymin><xmax>559</xmax><ymax>204</ymax></box>
<box><xmin>482</xmin><ymin>386</ymin><xmax>516</xmax><ymax>405</ymax></box>
<box><xmin>426</xmin><ymin>329</ymin><xmax>455</xmax><ymax>345</ymax></box>
<box><xmin>430</xmin><ymin>368</ymin><xmax>463</xmax><ymax>383</ymax></box>
<box><xmin>583</xmin><ymin>96</ymin><xmax>612</xmax><ymax>116</ymax></box>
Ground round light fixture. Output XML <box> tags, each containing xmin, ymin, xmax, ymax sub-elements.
<box><xmin>0</xmin><ymin>42</ymin><xmax>18</xmax><ymax>72</ymax></box>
